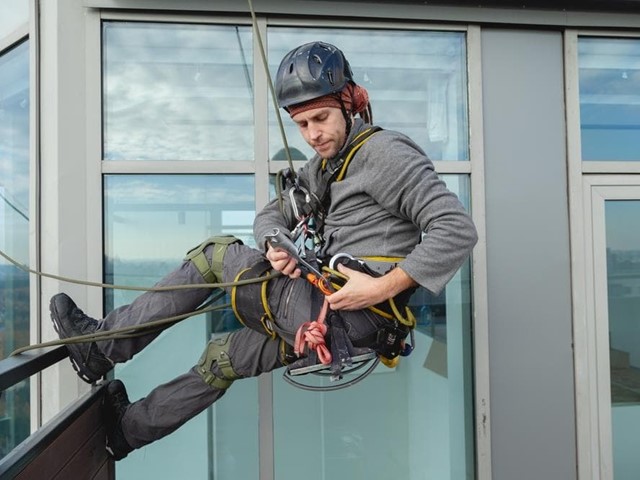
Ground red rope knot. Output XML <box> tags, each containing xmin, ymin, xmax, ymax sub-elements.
<box><xmin>294</xmin><ymin>298</ymin><xmax>332</xmax><ymax>365</ymax></box>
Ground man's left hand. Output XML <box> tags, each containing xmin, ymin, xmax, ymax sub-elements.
<box><xmin>326</xmin><ymin>263</ymin><xmax>417</xmax><ymax>311</ymax></box>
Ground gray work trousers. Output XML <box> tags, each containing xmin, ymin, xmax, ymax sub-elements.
<box><xmin>95</xmin><ymin>242</ymin><xmax>387</xmax><ymax>450</ymax></box>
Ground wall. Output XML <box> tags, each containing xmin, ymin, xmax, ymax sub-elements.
<box><xmin>482</xmin><ymin>29</ymin><xmax>577</xmax><ymax>479</ymax></box>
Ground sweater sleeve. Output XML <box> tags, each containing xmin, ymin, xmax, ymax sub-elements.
<box><xmin>362</xmin><ymin>132</ymin><xmax>478</xmax><ymax>294</ymax></box>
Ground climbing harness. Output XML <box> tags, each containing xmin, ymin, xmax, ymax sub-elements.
<box><xmin>263</xmin><ymin>227</ymin><xmax>416</xmax><ymax>392</ymax></box>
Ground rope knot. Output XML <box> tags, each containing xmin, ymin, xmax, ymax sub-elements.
<box><xmin>293</xmin><ymin>299</ymin><xmax>332</xmax><ymax>365</ymax></box>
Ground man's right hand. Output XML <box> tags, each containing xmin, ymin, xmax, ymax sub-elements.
<box><xmin>266</xmin><ymin>244</ymin><xmax>302</xmax><ymax>279</ymax></box>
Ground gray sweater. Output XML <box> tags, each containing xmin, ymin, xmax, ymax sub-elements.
<box><xmin>253</xmin><ymin>118</ymin><xmax>478</xmax><ymax>295</ymax></box>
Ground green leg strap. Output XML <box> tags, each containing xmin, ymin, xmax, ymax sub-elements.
<box><xmin>184</xmin><ymin>235</ymin><xmax>242</xmax><ymax>284</ymax></box>
<box><xmin>197</xmin><ymin>333</ymin><xmax>240</xmax><ymax>390</ymax></box>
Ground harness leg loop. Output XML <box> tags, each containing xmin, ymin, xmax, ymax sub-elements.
<box><xmin>184</xmin><ymin>235</ymin><xmax>242</xmax><ymax>284</ymax></box>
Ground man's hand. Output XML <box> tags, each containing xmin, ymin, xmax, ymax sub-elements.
<box><xmin>326</xmin><ymin>263</ymin><xmax>418</xmax><ymax>311</ymax></box>
<box><xmin>266</xmin><ymin>244</ymin><xmax>301</xmax><ymax>279</ymax></box>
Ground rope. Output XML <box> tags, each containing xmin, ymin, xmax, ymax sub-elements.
<box><xmin>246</xmin><ymin>0</ymin><xmax>296</xmax><ymax>178</ymax></box>
<box><xmin>321</xmin><ymin>266</ymin><xmax>416</xmax><ymax>327</ymax></box>
<box><xmin>11</xmin><ymin>299</ymin><xmax>230</xmax><ymax>356</ymax></box>
<box><xmin>0</xmin><ymin>248</ymin><xmax>278</xmax><ymax>293</ymax></box>
<box><xmin>294</xmin><ymin>297</ymin><xmax>332</xmax><ymax>365</ymax></box>
<box><xmin>0</xmin><ymin>246</ymin><xmax>281</xmax><ymax>356</ymax></box>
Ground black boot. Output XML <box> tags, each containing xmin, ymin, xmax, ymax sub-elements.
<box><xmin>50</xmin><ymin>293</ymin><xmax>113</xmax><ymax>383</ymax></box>
<box><xmin>104</xmin><ymin>379</ymin><xmax>134</xmax><ymax>460</ymax></box>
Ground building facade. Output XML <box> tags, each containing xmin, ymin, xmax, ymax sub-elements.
<box><xmin>1</xmin><ymin>0</ymin><xmax>639</xmax><ymax>479</ymax></box>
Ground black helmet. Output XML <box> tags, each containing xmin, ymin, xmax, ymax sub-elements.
<box><xmin>275</xmin><ymin>41</ymin><xmax>354</xmax><ymax>110</ymax></box>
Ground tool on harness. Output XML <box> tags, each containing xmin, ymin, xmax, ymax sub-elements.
<box><xmin>264</xmin><ymin>228</ymin><xmax>332</xmax><ymax>295</ymax></box>
<box><xmin>265</xmin><ymin>228</ymin><xmax>379</xmax><ymax>386</ymax></box>
<box><xmin>265</xmin><ymin>227</ymin><xmax>416</xmax><ymax>391</ymax></box>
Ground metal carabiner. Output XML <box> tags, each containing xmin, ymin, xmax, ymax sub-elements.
<box><xmin>288</xmin><ymin>184</ymin><xmax>311</xmax><ymax>222</ymax></box>
<box><xmin>328</xmin><ymin>252</ymin><xmax>356</xmax><ymax>270</ymax></box>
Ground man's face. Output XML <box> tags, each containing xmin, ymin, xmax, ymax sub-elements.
<box><xmin>291</xmin><ymin>107</ymin><xmax>347</xmax><ymax>159</ymax></box>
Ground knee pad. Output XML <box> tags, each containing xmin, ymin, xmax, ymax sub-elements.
<box><xmin>197</xmin><ymin>333</ymin><xmax>239</xmax><ymax>390</ymax></box>
<box><xmin>184</xmin><ymin>235</ymin><xmax>242</xmax><ymax>284</ymax></box>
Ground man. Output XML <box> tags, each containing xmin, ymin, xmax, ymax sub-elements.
<box><xmin>50</xmin><ymin>41</ymin><xmax>477</xmax><ymax>460</ymax></box>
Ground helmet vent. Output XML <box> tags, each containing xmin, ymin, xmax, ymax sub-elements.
<box><xmin>327</xmin><ymin>70</ymin><xmax>334</xmax><ymax>85</ymax></box>
<box><xmin>312</xmin><ymin>54</ymin><xmax>322</xmax><ymax>64</ymax></box>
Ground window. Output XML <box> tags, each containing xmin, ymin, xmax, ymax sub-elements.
<box><xmin>104</xmin><ymin>174</ymin><xmax>259</xmax><ymax>479</ymax></box>
<box><xmin>268</xmin><ymin>28</ymin><xmax>469</xmax><ymax>162</ymax></box>
<box><xmin>578</xmin><ymin>37</ymin><xmax>640</xmax><ymax>161</ymax></box>
<box><xmin>0</xmin><ymin>39</ymin><xmax>30</xmax><ymax>458</ymax></box>
<box><xmin>102</xmin><ymin>20</ymin><xmax>261</xmax><ymax>478</ymax></box>
<box><xmin>605</xmin><ymin>199</ymin><xmax>640</xmax><ymax>477</ymax></box>
<box><xmin>102</xmin><ymin>19</ymin><xmax>475</xmax><ymax>480</ymax></box>
<box><xmin>103</xmin><ymin>22</ymin><xmax>254</xmax><ymax>161</ymax></box>
<box><xmin>0</xmin><ymin>0</ymin><xmax>28</xmax><ymax>40</ymax></box>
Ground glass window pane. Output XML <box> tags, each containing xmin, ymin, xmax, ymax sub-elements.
<box><xmin>103</xmin><ymin>22</ymin><xmax>254</xmax><ymax>161</ymax></box>
<box><xmin>104</xmin><ymin>175</ymin><xmax>259</xmax><ymax>479</ymax></box>
<box><xmin>579</xmin><ymin>37</ymin><xmax>640</xmax><ymax>161</ymax></box>
<box><xmin>605</xmin><ymin>200</ymin><xmax>640</xmax><ymax>478</ymax></box>
<box><xmin>273</xmin><ymin>175</ymin><xmax>475</xmax><ymax>480</ymax></box>
<box><xmin>0</xmin><ymin>39</ymin><xmax>30</xmax><ymax>459</ymax></box>
<box><xmin>268</xmin><ymin>28</ymin><xmax>469</xmax><ymax>162</ymax></box>
<box><xmin>0</xmin><ymin>0</ymin><xmax>28</xmax><ymax>40</ymax></box>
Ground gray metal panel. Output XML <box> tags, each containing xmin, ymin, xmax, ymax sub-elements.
<box><xmin>317</xmin><ymin>0</ymin><xmax>640</xmax><ymax>12</ymax></box>
<box><xmin>481</xmin><ymin>30</ymin><xmax>576</xmax><ymax>480</ymax></box>
<box><xmin>84</xmin><ymin>0</ymin><xmax>640</xmax><ymax>29</ymax></box>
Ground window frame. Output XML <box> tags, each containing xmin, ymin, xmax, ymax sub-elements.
<box><xmin>566</xmin><ymin>29</ymin><xmax>640</xmax><ymax>480</ymax></box>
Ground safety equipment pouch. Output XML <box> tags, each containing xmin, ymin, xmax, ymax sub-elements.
<box><xmin>374</xmin><ymin>321</ymin><xmax>411</xmax><ymax>360</ymax></box>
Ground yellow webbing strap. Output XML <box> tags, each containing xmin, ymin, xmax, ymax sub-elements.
<box><xmin>260</xmin><ymin>279</ymin><xmax>277</xmax><ymax>339</ymax></box>
<box><xmin>320</xmin><ymin>127</ymin><xmax>381</xmax><ymax>179</ymax></box>
<box><xmin>336</xmin><ymin>127</ymin><xmax>380</xmax><ymax>182</ymax></box>
<box><xmin>352</xmin><ymin>255</ymin><xmax>416</xmax><ymax>328</ymax></box>
<box><xmin>231</xmin><ymin>267</ymin><xmax>276</xmax><ymax>338</ymax></box>
<box><xmin>185</xmin><ymin>235</ymin><xmax>240</xmax><ymax>284</ymax></box>
<box><xmin>324</xmin><ymin>266</ymin><xmax>416</xmax><ymax>328</ymax></box>
<box><xmin>361</xmin><ymin>255</ymin><xmax>405</xmax><ymax>263</ymax></box>
<box><xmin>231</xmin><ymin>268</ymin><xmax>252</xmax><ymax>329</ymax></box>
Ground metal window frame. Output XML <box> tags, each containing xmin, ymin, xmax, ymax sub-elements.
<box><xmin>566</xmin><ymin>29</ymin><xmax>640</xmax><ymax>480</ymax></box>
<box><xmin>0</xmin><ymin>0</ymin><xmax>40</xmax><ymax>439</ymax></box>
